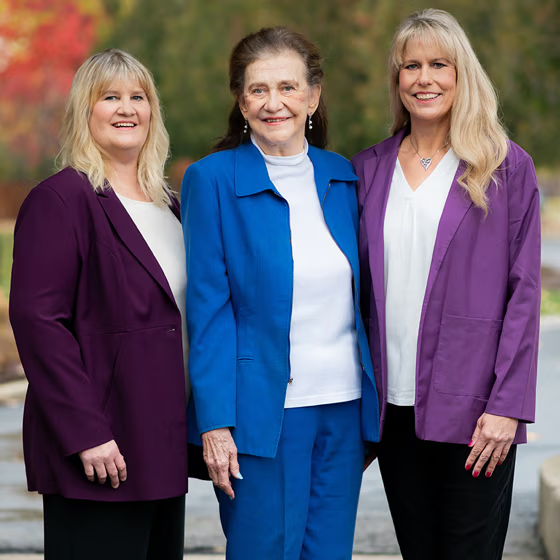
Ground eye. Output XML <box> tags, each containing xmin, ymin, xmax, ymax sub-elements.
<box><xmin>132</xmin><ymin>94</ymin><xmax>145</xmax><ymax>101</ymax></box>
<box><xmin>403</xmin><ymin>63</ymin><xmax>419</xmax><ymax>70</ymax></box>
<box><xmin>432</xmin><ymin>62</ymin><xmax>447</xmax><ymax>69</ymax></box>
<box><xmin>282</xmin><ymin>85</ymin><xmax>296</xmax><ymax>92</ymax></box>
<box><xmin>104</xmin><ymin>95</ymin><xmax>118</xmax><ymax>101</ymax></box>
<box><xmin>251</xmin><ymin>87</ymin><xmax>265</xmax><ymax>95</ymax></box>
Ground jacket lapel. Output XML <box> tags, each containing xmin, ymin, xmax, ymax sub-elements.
<box><xmin>422</xmin><ymin>162</ymin><xmax>472</xmax><ymax>307</ymax></box>
<box><xmin>97</xmin><ymin>187</ymin><xmax>176</xmax><ymax>304</ymax></box>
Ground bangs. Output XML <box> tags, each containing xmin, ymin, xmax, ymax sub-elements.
<box><xmin>393</xmin><ymin>24</ymin><xmax>456</xmax><ymax>69</ymax></box>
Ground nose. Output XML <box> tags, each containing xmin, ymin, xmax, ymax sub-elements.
<box><xmin>117</xmin><ymin>97</ymin><xmax>135</xmax><ymax>115</ymax></box>
<box><xmin>263</xmin><ymin>90</ymin><xmax>283</xmax><ymax>112</ymax></box>
<box><xmin>417</xmin><ymin>64</ymin><xmax>433</xmax><ymax>85</ymax></box>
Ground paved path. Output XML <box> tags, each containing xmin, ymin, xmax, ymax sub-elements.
<box><xmin>1</xmin><ymin>318</ymin><xmax>558</xmax><ymax>556</ymax></box>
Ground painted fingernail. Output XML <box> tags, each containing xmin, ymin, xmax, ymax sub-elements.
<box><xmin>228</xmin><ymin>496</ymin><xmax>235</xmax><ymax>501</ymax></box>
<box><xmin>465</xmin><ymin>463</ymin><xmax>472</xmax><ymax>471</ymax></box>
<box><xmin>233</xmin><ymin>472</ymin><xmax>244</xmax><ymax>480</ymax></box>
<box><xmin>473</xmin><ymin>471</ymin><xmax>480</xmax><ymax>478</ymax></box>
<box><xmin>485</xmin><ymin>471</ymin><xmax>493</xmax><ymax>478</ymax></box>
<box><xmin>468</xmin><ymin>440</ymin><xmax>475</xmax><ymax>447</ymax></box>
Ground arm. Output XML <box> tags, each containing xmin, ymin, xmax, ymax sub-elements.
<box><xmin>181</xmin><ymin>164</ymin><xmax>240</xmax><ymax>496</ymax></box>
<box><xmin>466</xmin><ymin>155</ymin><xmax>541</xmax><ymax>477</ymax></box>
<box><xmin>9</xmin><ymin>186</ymin><xmax>125</xmax><ymax>486</ymax></box>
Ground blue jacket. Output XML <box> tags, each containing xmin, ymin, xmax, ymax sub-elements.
<box><xmin>182</xmin><ymin>141</ymin><xmax>380</xmax><ymax>458</ymax></box>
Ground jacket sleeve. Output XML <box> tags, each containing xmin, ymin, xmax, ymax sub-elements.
<box><xmin>181</xmin><ymin>163</ymin><xmax>237</xmax><ymax>435</ymax></box>
<box><xmin>9</xmin><ymin>186</ymin><xmax>114</xmax><ymax>456</ymax></box>
<box><xmin>486</xmin><ymin>155</ymin><xmax>541</xmax><ymax>422</ymax></box>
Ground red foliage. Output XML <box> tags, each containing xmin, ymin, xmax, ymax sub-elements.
<box><xmin>0</xmin><ymin>0</ymin><xmax>101</xmax><ymax>166</ymax></box>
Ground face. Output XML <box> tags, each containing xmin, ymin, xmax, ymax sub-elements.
<box><xmin>398</xmin><ymin>38</ymin><xmax>456</xmax><ymax>127</ymax></box>
<box><xmin>89</xmin><ymin>78</ymin><xmax>151</xmax><ymax>162</ymax></box>
<box><xmin>239</xmin><ymin>50</ymin><xmax>321</xmax><ymax>156</ymax></box>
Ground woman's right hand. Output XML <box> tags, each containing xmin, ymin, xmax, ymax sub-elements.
<box><xmin>202</xmin><ymin>428</ymin><xmax>242</xmax><ymax>499</ymax></box>
<box><xmin>79</xmin><ymin>439</ymin><xmax>127</xmax><ymax>489</ymax></box>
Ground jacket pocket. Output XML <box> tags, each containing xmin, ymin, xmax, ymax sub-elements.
<box><xmin>433</xmin><ymin>314</ymin><xmax>503</xmax><ymax>399</ymax></box>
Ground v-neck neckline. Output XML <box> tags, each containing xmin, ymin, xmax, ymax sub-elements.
<box><xmin>397</xmin><ymin>148</ymin><xmax>453</xmax><ymax>194</ymax></box>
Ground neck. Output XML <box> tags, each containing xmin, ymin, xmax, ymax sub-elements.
<box><xmin>105</xmin><ymin>158</ymin><xmax>148</xmax><ymax>201</ymax></box>
<box><xmin>408</xmin><ymin>118</ymin><xmax>450</xmax><ymax>155</ymax></box>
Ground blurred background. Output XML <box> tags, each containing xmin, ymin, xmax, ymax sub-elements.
<box><xmin>0</xmin><ymin>0</ymin><xmax>559</xmax><ymax>557</ymax></box>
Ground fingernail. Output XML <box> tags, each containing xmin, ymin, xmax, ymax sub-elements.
<box><xmin>233</xmin><ymin>472</ymin><xmax>244</xmax><ymax>480</ymax></box>
<box><xmin>468</xmin><ymin>440</ymin><xmax>474</xmax><ymax>447</ymax></box>
<box><xmin>498</xmin><ymin>460</ymin><xmax>504</xmax><ymax>466</ymax></box>
<box><xmin>228</xmin><ymin>496</ymin><xmax>234</xmax><ymax>501</ymax></box>
<box><xmin>485</xmin><ymin>471</ymin><xmax>493</xmax><ymax>478</ymax></box>
<box><xmin>473</xmin><ymin>471</ymin><xmax>480</xmax><ymax>478</ymax></box>
<box><xmin>465</xmin><ymin>463</ymin><xmax>472</xmax><ymax>471</ymax></box>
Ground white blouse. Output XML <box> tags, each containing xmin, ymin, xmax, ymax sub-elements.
<box><xmin>384</xmin><ymin>150</ymin><xmax>460</xmax><ymax>406</ymax></box>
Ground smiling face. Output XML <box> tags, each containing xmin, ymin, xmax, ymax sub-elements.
<box><xmin>239</xmin><ymin>50</ymin><xmax>321</xmax><ymax>156</ymax></box>
<box><xmin>89</xmin><ymin>78</ymin><xmax>151</xmax><ymax>163</ymax></box>
<box><xmin>398</xmin><ymin>38</ymin><xmax>456</xmax><ymax>128</ymax></box>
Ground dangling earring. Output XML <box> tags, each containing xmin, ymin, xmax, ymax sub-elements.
<box><xmin>243</xmin><ymin>120</ymin><xmax>248</xmax><ymax>134</ymax></box>
<box><xmin>308</xmin><ymin>115</ymin><xmax>313</xmax><ymax>130</ymax></box>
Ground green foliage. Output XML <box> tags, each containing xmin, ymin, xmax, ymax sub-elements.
<box><xmin>0</xmin><ymin>232</ymin><xmax>13</xmax><ymax>298</ymax></box>
<box><xmin>542</xmin><ymin>290</ymin><xmax>560</xmax><ymax>316</ymax></box>
<box><xmin>77</xmin><ymin>0</ymin><xmax>560</xmax><ymax>164</ymax></box>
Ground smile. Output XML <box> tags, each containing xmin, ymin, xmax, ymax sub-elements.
<box><xmin>112</xmin><ymin>122</ymin><xmax>137</xmax><ymax>128</ymax></box>
<box><xmin>413</xmin><ymin>93</ymin><xmax>440</xmax><ymax>100</ymax></box>
<box><xmin>263</xmin><ymin>117</ymin><xmax>290</xmax><ymax>124</ymax></box>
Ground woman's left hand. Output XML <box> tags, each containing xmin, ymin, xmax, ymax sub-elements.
<box><xmin>465</xmin><ymin>413</ymin><xmax>518</xmax><ymax>478</ymax></box>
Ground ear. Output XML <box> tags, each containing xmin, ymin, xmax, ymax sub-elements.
<box><xmin>238</xmin><ymin>95</ymin><xmax>248</xmax><ymax>116</ymax></box>
<box><xmin>308</xmin><ymin>84</ymin><xmax>322</xmax><ymax>115</ymax></box>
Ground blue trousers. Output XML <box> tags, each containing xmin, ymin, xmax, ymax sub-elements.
<box><xmin>216</xmin><ymin>399</ymin><xmax>364</xmax><ymax>560</ymax></box>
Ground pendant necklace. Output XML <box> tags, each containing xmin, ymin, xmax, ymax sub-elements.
<box><xmin>409</xmin><ymin>136</ymin><xmax>449</xmax><ymax>171</ymax></box>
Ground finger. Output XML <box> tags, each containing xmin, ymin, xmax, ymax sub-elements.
<box><xmin>94</xmin><ymin>461</ymin><xmax>108</xmax><ymax>485</ymax></box>
<box><xmin>472</xmin><ymin>444</ymin><xmax>495</xmax><ymax>478</ymax></box>
<box><xmin>83</xmin><ymin>461</ymin><xmax>95</xmax><ymax>482</ymax></box>
<box><xmin>484</xmin><ymin>445</ymin><xmax>504</xmax><ymax>478</ymax></box>
<box><xmin>218</xmin><ymin>467</ymin><xmax>235</xmax><ymax>499</ymax></box>
<box><xmin>229</xmin><ymin>452</ymin><xmax>243</xmax><ymax>480</ymax></box>
<box><xmin>115</xmin><ymin>454</ymin><xmax>127</xmax><ymax>482</ymax></box>
<box><xmin>465</xmin><ymin>439</ymin><xmax>486</xmax><ymax>471</ymax></box>
<box><xmin>469</xmin><ymin>420</ymin><xmax>482</xmax><ymax>448</ymax></box>
<box><xmin>499</xmin><ymin>443</ymin><xmax>512</xmax><ymax>465</ymax></box>
<box><xmin>106</xmin><ymin>462</ymin><xmax>120</xmax><ymax>489</ymax></box>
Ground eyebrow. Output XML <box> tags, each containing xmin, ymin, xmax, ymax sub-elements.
<box><xmin>246</xmin><ymin>79</ymin><xmax>300</xmax><ymax>89</ymax></box>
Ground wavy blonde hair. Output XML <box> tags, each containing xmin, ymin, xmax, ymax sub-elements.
<box><xmin>58</xmin><ymin>49</ymin><xmax>172</xmax><ymax>205</ymax></box>
<box><xmin>389</xmin><ymin>9</ymin><xmax>509</xmax><ymax>213</ymax></box>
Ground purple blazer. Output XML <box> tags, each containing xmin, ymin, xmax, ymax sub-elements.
<box><xmin>9</xmin><ymin>168</ymin><xmax>189</xmax><ymax>501</ymax></box>
<box><xmin>353</xmin><ymin>130</ymin><xmax>541</xmax><ymax>445</ymax></box>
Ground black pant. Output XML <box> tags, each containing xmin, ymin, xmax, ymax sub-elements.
<box><xmin>43</xmin><ymin>494</ymin><xmax>185</xmax><ymax>560</ymax></box>
<box><xmin>377</xmin><ymin>405</ymin><xmax>515</xmax><ymax>560</ymax></box>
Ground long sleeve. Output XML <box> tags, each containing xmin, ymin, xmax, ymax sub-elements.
<box><xmin>9</xmin><ymin>186</ymin><xmax>114</xmax><ymax>455</ymax></box>
<box><xmin>182</xmin><ymin>164</ymin><xmax>237</xmax><ymax>434</ymax></box>
<box><xmin>486</xmin><ymin>155</ymin><xmax>541</xmax><ymax>422</ymax></box>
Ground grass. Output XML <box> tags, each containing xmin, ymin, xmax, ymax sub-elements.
<box><xmin>542</xmin><ymin>289</ymin><xmax>560</xmax><ymax>316</ymax></box>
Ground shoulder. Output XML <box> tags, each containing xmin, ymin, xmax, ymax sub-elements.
<box><xmin>503</xmin><ymin>140</ymin><xmax>535</xmax><ymax>173</ymax></box>
<box><xmin>352</xmin><ymin>133</ymin><xmax>402</xmax><ymax>173</ymax></box>
<box><xmin>185</xmin><ymin>149</ymin><xmax>235</xmax><ymax>180</ymax></box>
<box><xmin>33</xmin><ymin>167</ymin><xmax>96</xmax><ymax>205</ymax></box>
<box><xmin>308</xmin><ymin>146</ymin><xmax>357</xmax><ymax>181</ymax></box>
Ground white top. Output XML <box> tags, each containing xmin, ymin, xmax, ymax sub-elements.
<box><xmin>384</xmin><ymin>150</ymin><xmax>460</xmax><ymax>405</ymax></box>
<box><xmin>252</xmin><ymin>137</ymin><xmax>362</xmax><ymax>408</ymax></box>
<box><xmin>116</xmin><ymin>193</ymin><xmax>189</xmax><ymax>397</ymax></box>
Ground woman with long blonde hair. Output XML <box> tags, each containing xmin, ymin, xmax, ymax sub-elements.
<box><xmin>10</xmin><ymin>49</ymin><xmax>189</xmax><ymax>559</ymax></box>
<box><xmin>354</xmin><ymin>9</ymin><xmax>540</xmax><ymax>559</ymax></box>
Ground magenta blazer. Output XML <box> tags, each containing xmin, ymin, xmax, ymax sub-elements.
<box><xmin>353</xmin><ymin>130</ymin><xmax>541</xmax><ymax>445</ymax></box>
<box><xmin>9</xmin><ymin>168</ymin><xmax>189</xmax><ymax>501</ymax></box>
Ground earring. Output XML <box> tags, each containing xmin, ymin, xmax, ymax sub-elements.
<box><xmin>243</xmin><ymin>120</ymin><xmax>248</xmax><ymax>134</ymax></box>
<box><xmin>308</xmin><ymin>115</ymin><xmax>313</xmax><ymax>130</ymax></box>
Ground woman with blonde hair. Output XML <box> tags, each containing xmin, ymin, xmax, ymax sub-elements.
<box><xmin>10</xmin><ymin>48</ymin><xmax>189</xmax><ymax>559</ymax></box>
<box><xmin>354</xmin><ymin>9</ymin><xmax>540</xmax><ymax>559</ymax></box>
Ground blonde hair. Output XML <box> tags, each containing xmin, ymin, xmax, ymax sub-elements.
<box><xmin>58</xmin><ymin>49</ymin><xmax>172</xmax><ymax>205</ymax></box>
<box><xmin>389</xmin><ymin>9</ymin><xmax>509</xmax><ymax>213</ymax></box>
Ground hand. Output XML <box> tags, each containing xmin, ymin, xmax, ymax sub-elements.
<box><xmin>465</xmin><ymin>413</ymin><xmax>518</xmax><ymax>478</ymax></box>
<box><xmin>202</xmin><ymin>428</ymin><xmax>242</xmax><ymax>499</ymax></box>
<box><xmin>79</xmin><ymin>440</ymin><xmax>127</xmax><ymax>488</ymax></box>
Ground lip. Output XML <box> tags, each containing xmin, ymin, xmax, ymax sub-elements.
<box><xmin>260</xmin><ymin>116</ymin><xmax>292</xmax><ymax>126</ymax></box>
<box><xmin>412</xmin><ymin>92</ymin><xmax>441</xmax><ymax>103</ymax></box>
<box><xmin>111</xmin><ymin>121</ymin><xmax>138</xmax><ymax>128</ymax></box>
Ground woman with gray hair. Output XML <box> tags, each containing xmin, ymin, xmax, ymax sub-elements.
<box><xmin>354</xmin><ymin>9</ymin><xmax>540</xmax><ymax>559</ymax></box>
<box><xmin>10</xmin><ymin>49</ymin><xmax>189</xmax><ymax>559</ymax></box>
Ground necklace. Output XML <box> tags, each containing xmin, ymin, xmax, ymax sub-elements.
<box><xmin>409</xmin><ymin>136</ymin><xmax>449</xmax><ymax>171</ymax></box>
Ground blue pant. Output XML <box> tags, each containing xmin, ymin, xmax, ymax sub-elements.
<box><xmin>216</xmin><ymin>399</ymin><xmax>364</xmax><ymax>560</ymax></box>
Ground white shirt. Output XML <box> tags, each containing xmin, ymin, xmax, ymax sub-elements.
<box><xmin>252</xmin><ymin>138</ymin><xmax>362</xmax><ymax>408</ymax></box>
<box><xmin>384</xmin><ymin>150</ymin><xmax>460</xmax><ymax>405</ymax></box>
<box><xmin>116</xmin><ymin>193</ymin><xmax>189</xmax><ymax>397</ymax></box>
